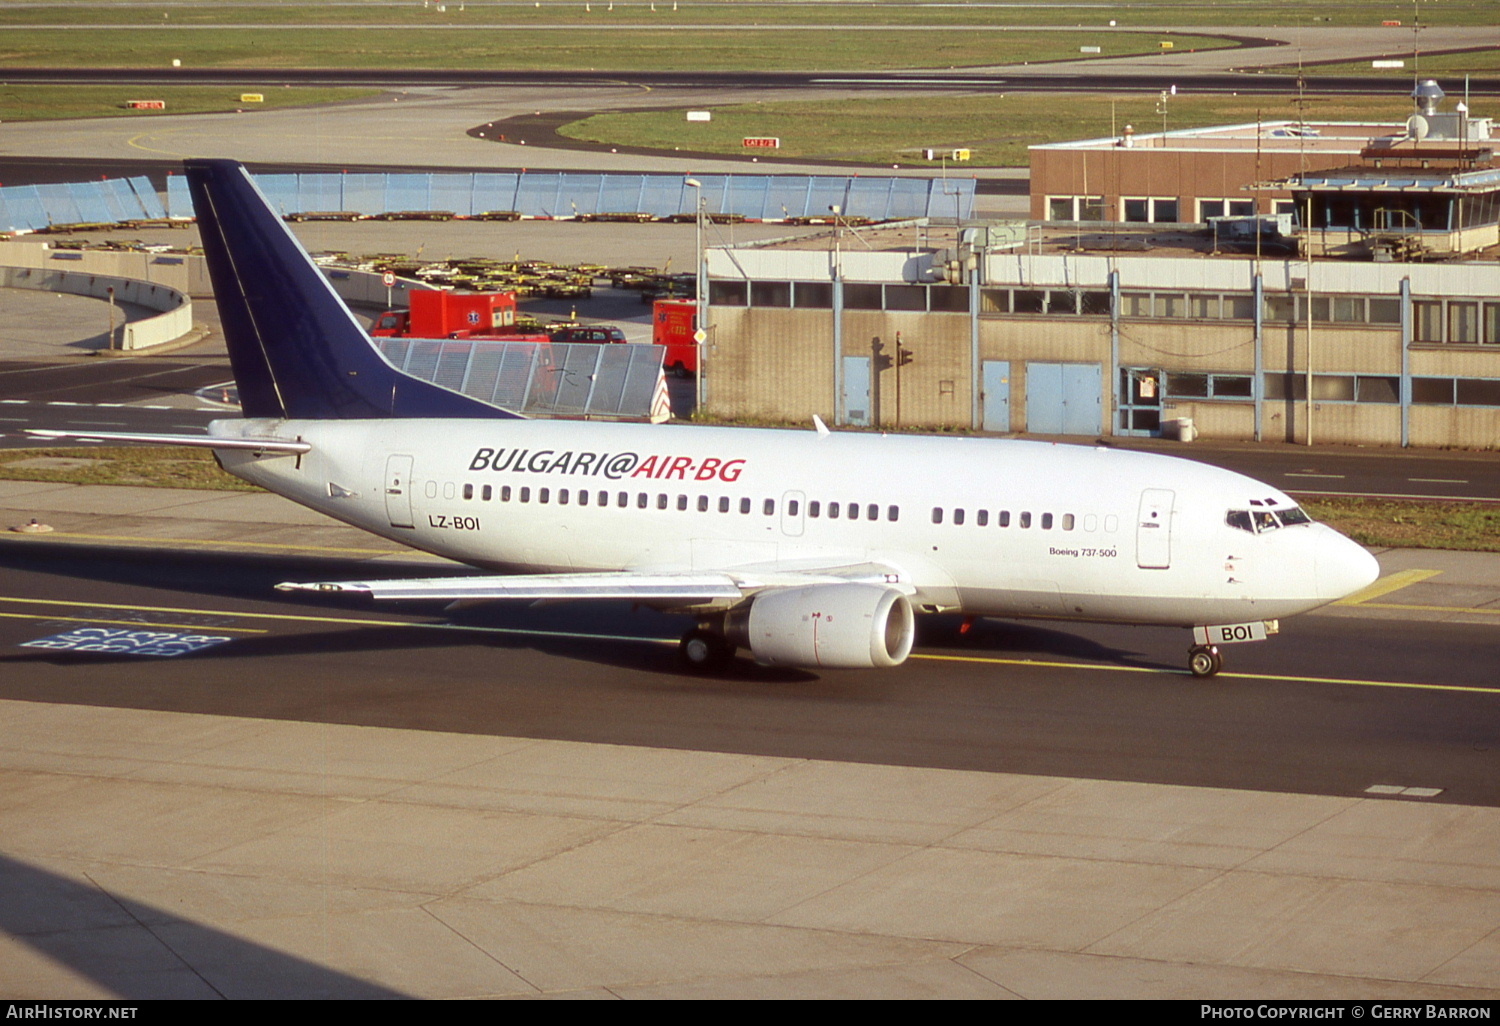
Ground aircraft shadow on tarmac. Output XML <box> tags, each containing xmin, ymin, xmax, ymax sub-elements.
<box><xmin>0</xmin><ymin>853</ymin><xmax>410</xmax><ymax>999</ymax></box>
<box><xmin>0</xmin><ymin>542</ymin><xmax>1170</xmax><ymax>678</ymax></box>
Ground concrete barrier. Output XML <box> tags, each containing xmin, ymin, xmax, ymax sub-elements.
<box><xmin>0</xmin><ymin>242</ymin><xmax>194</xmax><ymax>351</ymax></box>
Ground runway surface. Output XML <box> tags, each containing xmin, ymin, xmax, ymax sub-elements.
<box><xmin>1</xmin><ymin>542</ymin><xmax>1497</xmax><ymax>805</ymax></box>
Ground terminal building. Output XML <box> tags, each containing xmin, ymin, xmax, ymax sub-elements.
<box><xmin>698</xmin><ymin>82</ymin><xmax>1500</xmax><ymax>450</ymax></box>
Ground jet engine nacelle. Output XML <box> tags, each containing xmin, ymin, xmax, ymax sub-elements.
<box><xmin>727</xmin><ymin>584</ymin><xmax>916</xmax><ymax>669</ymax></box>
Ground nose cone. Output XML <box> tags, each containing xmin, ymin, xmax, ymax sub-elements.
<box><xmin>1315</xmin><ymin>530</ymin><xmax>1380</xmax><ymax>604</ymax></box>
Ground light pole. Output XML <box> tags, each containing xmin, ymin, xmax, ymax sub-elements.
<box><xmin>684</xmin><ymin>177</ymin><xmax>706</xmax><ymax>414</ymax></box>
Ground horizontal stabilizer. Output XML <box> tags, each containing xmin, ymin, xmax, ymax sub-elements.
<box><xmin>26</xmin><ymin>429</ymin><xmax>310</xmax><ymax>453</ymax></box>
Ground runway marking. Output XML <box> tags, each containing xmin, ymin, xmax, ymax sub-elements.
<box><xmin>0</xmin><ymin>595</ymin><xmax>1493</xmax><ymax>691</ymax></box>
<box><xmin>1365</xmin><ymin>785</ymin><xmax>1444</xmax><ymax>798</ymax></box>
<box><xmin>0</xmin><ymin>610</ymin><xmax>265</xmax><ymax>633</ymax></box>
<box><xmin>1410</xmin><ymin>478</ymin><xmax>1469</xmax><ymax>484</ymax></box>
<box><xmin>1284</xmin><ymin>472</ymin><xmax>1346</xmax><ymax>479</ymax></box>
<box><xmin>1335</xmin><ymin>568</ymin><xmax>1442</xmax><ymax>605</ymax></box>
<box><xmin>22</xmin><ymin>627</ymin><xmax>237</xmax><ymax>658</ymax></box>
<box><xmin>910</xmin><ymin>653</ymin><xmax>1500</xmax><ymax>695</ymax></box>
<box><xmin>1349</xmin><ymin>601</ymin><xmax>1500</xmax><ymax>617</ymax></box>
<box><xmin>0</xmin><ymin>596</ymin><xmax>669</xmax><ymax>647</ymax></box>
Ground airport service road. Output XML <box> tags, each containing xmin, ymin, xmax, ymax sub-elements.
<box><xmin>0</xmin><ymin>542</ymin><xmax>1496</xmax><ymax>808</ymax></box>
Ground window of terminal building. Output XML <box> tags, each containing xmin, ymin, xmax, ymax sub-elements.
<box><xmin>1197</xmin><ymin>198</ymin><xmax>1256</xmax><ymax>221</ymax></box>
<box><xmin>1458</xmin><ymin>379</ymin><xmax>1500</xmax><ymax>406</ymax></box>
<box><xmin>1165</xmin><ymin>373</ymin><xmax>1253</xmax><ymax>400</ymax></box>
<box><xmin>709</xmin><ymin>281</ymin><xmax>747</xmax><ymax>306</ymax></box>
<box><xmin>1356</xmin><ymin>376</ymin><xmax>1400</xmax><ymax>404</ymax></box>
<box><xmin>1414</xmin><ymin>301</ymin><xmax>1443</xmax><ymax>342</ymax></box>
<box><xmin>1263</xmin><ymin>295</ymin><xmax>1298</xmax><ymax>323</ymax></box>
<box><xmin>1414</xmin><ymin>378</ymin><xmax>1500</xmax><ymax>406</ymax></box>
<box><xmin>930</xmin><ymin>286</ymin><xmax>970</xmax><ymax>313</ymax></box>
<box><xmin>1191</xmin><ymin>295</ymin><xmax>1221</xmax><ymax>319</ymax></box>
<box><xmin>1079</xmin><ymin>291</ymin><xmax>1111</xmax><ymax>315</ymax></box>
<box><xmin>1263</xmin><ymin>374</ymin><xmax>1398</xmax><ymax>403</ymax></box>
<box><xmin>1152</xmin><ymin>293</ymin><xmax>1187</xmax><ymax>318</ymax></box>
<box><xmin>1450</xmin><ymin>302</ymin><xmax>1480</xmax><ymax>344</ymax></box>
<box><xmin>1226</xmin><ymin>295</ymin><xmax>1257</xmax><ymax>320</ymax></box>
<box><xmin>750</xmin><ymin>281</ymin><xmax>791</xmax><ymax>307</ymax></box>
<box><xmin>794</xmin><ymin>281</ymin><xmax>834</xmax><ymax>308</ymax></box>
<box><xmin>844</xmin><ymin>283</ymin><xmax>883</xmax><ymax>310</ymax></box>
<box><xmin>1411</xmin><ymin>299</ymin><xmax>1500</xmax><ymax>344</ymax></box>
<box><xmin>1047</xmin><ymin>195</ymin><xmax>1106</xmax><ymax>221</ymax></box>
<box><xmin>1012</xmin><ymin>290</ymin><xmax>1045</xmax><ymax>314</ymax></box>
<box><xmin>1123</xmin><ymin>197</ymin><xmax>1179</xmax><ymax>223</ymax></box>
<box><xmin>884</xmin><ymin>285</ymin><xmax>927</xmax><ymax>311</ymax></box>
<box><xmin>1361</xmin><ymin>297</ymin><xmax>1396</xmax><ymax>324</ymax></box>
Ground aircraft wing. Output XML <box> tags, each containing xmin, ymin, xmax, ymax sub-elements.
<box><xmin>275</xmin><ymin>561</ymin><xmax>914</xmax><ymax>605</ymax></box>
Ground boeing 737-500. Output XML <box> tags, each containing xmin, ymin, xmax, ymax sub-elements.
<box><xmin>31</xmin><ymin>159</ymin><xmax>1380</xmax><ymax>676</ymax></box>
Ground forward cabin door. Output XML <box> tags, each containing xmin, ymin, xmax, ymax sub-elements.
<box><xmin>385</xmin><ymin>454</ymin><xmax>415</xmax><ymax>529</ymax></box>
<box><xmin>1136</xmin><ymin>488</ymin><xmax>1175</xmax><ymax>569</ymax></box>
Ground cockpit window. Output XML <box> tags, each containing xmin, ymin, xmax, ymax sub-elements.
<box><xmin>1227</xmin><ymin>504</ymin><xmax>1313</xmax><ymax>533</ymax></box>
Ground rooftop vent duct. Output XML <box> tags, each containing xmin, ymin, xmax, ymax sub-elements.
<box><xmin>1412</xmin><ymin>79</ymin><xmax>1445</xmax><ymax>116</ymax></box>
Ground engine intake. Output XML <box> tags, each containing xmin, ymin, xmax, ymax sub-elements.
<box><xmin>727</xmin><ymin>584</ymin><xmax>915</xmax><ymax>669</ymax></box>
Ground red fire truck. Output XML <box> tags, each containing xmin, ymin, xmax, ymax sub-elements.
<box><xmin>652</xmin><ymin>298</ymin><xmax>698</xmax><ymax>377</ymax></box>
<box><xmin>371</xmin><ymin>289</ymin><xmax>546</xmax><ymax>340</ymax></box>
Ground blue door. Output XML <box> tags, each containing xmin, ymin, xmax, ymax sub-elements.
<box><xmin>1062</xmin><ymin>363</ymin><xmax>1103</xmax><ymax>435</ymax></box>
<box><xmin>1027</xmin><ymin>362</ymin><xmax>1101</xmax><ymax>436</ymax></box>
<box><xmin>982</xmin><ymin>360</ymin><xmax>1011</xmax><ymax>432</ymax></box>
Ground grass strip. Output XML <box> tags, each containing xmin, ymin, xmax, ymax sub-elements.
<box><xmin>0</xmin><ymin>85</ymin><xmax>379</xmax><ymax>123</ymax></box>
<box><xmin>561</xmin><ymin>91</ymin><xmax>1420</xmax><ymax>167</ymax></box>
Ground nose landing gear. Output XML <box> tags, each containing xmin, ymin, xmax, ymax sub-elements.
<box><xmin>1188</xmin><ymin>644</ymin><xmax>1224</xmax><ymax>678</ymax></box>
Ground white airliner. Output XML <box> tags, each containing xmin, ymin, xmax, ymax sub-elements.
<box><xmin>31</xmin><ymin>160</ymin><xmax>1380</xmax><ymax>677</ymax></box>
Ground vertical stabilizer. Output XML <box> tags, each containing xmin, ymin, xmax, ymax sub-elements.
<box><xmin>185</xmin><ymin>159</ymin><xmax>518</xmax><ymax>420</ymax></box>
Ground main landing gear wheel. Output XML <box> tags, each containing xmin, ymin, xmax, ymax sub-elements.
<box><xmin>679</xmin><ymin>628</ymin><xmax>733</xmax><ymax>672</ymax></box>
<box><xmin>1188</xmin><ymin>645</ymin><xmax>1224</xmax><ymax>678</ymax></box>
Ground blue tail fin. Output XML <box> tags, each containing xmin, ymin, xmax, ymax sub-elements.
<box><xmin>185</xmin><ymin>159</ymin><xmax>518</xmax><ymax>421</ymax></box>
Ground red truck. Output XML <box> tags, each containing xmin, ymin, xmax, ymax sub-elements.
<box><xmin>371</xmin><ymin>289</ymin><xmax>545</xmax><ymax>340</ymax></box>
<box><xmin>652</xmin><ymin>298</ymin><xmax>699</xmax><ymax>377</ymax></box>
